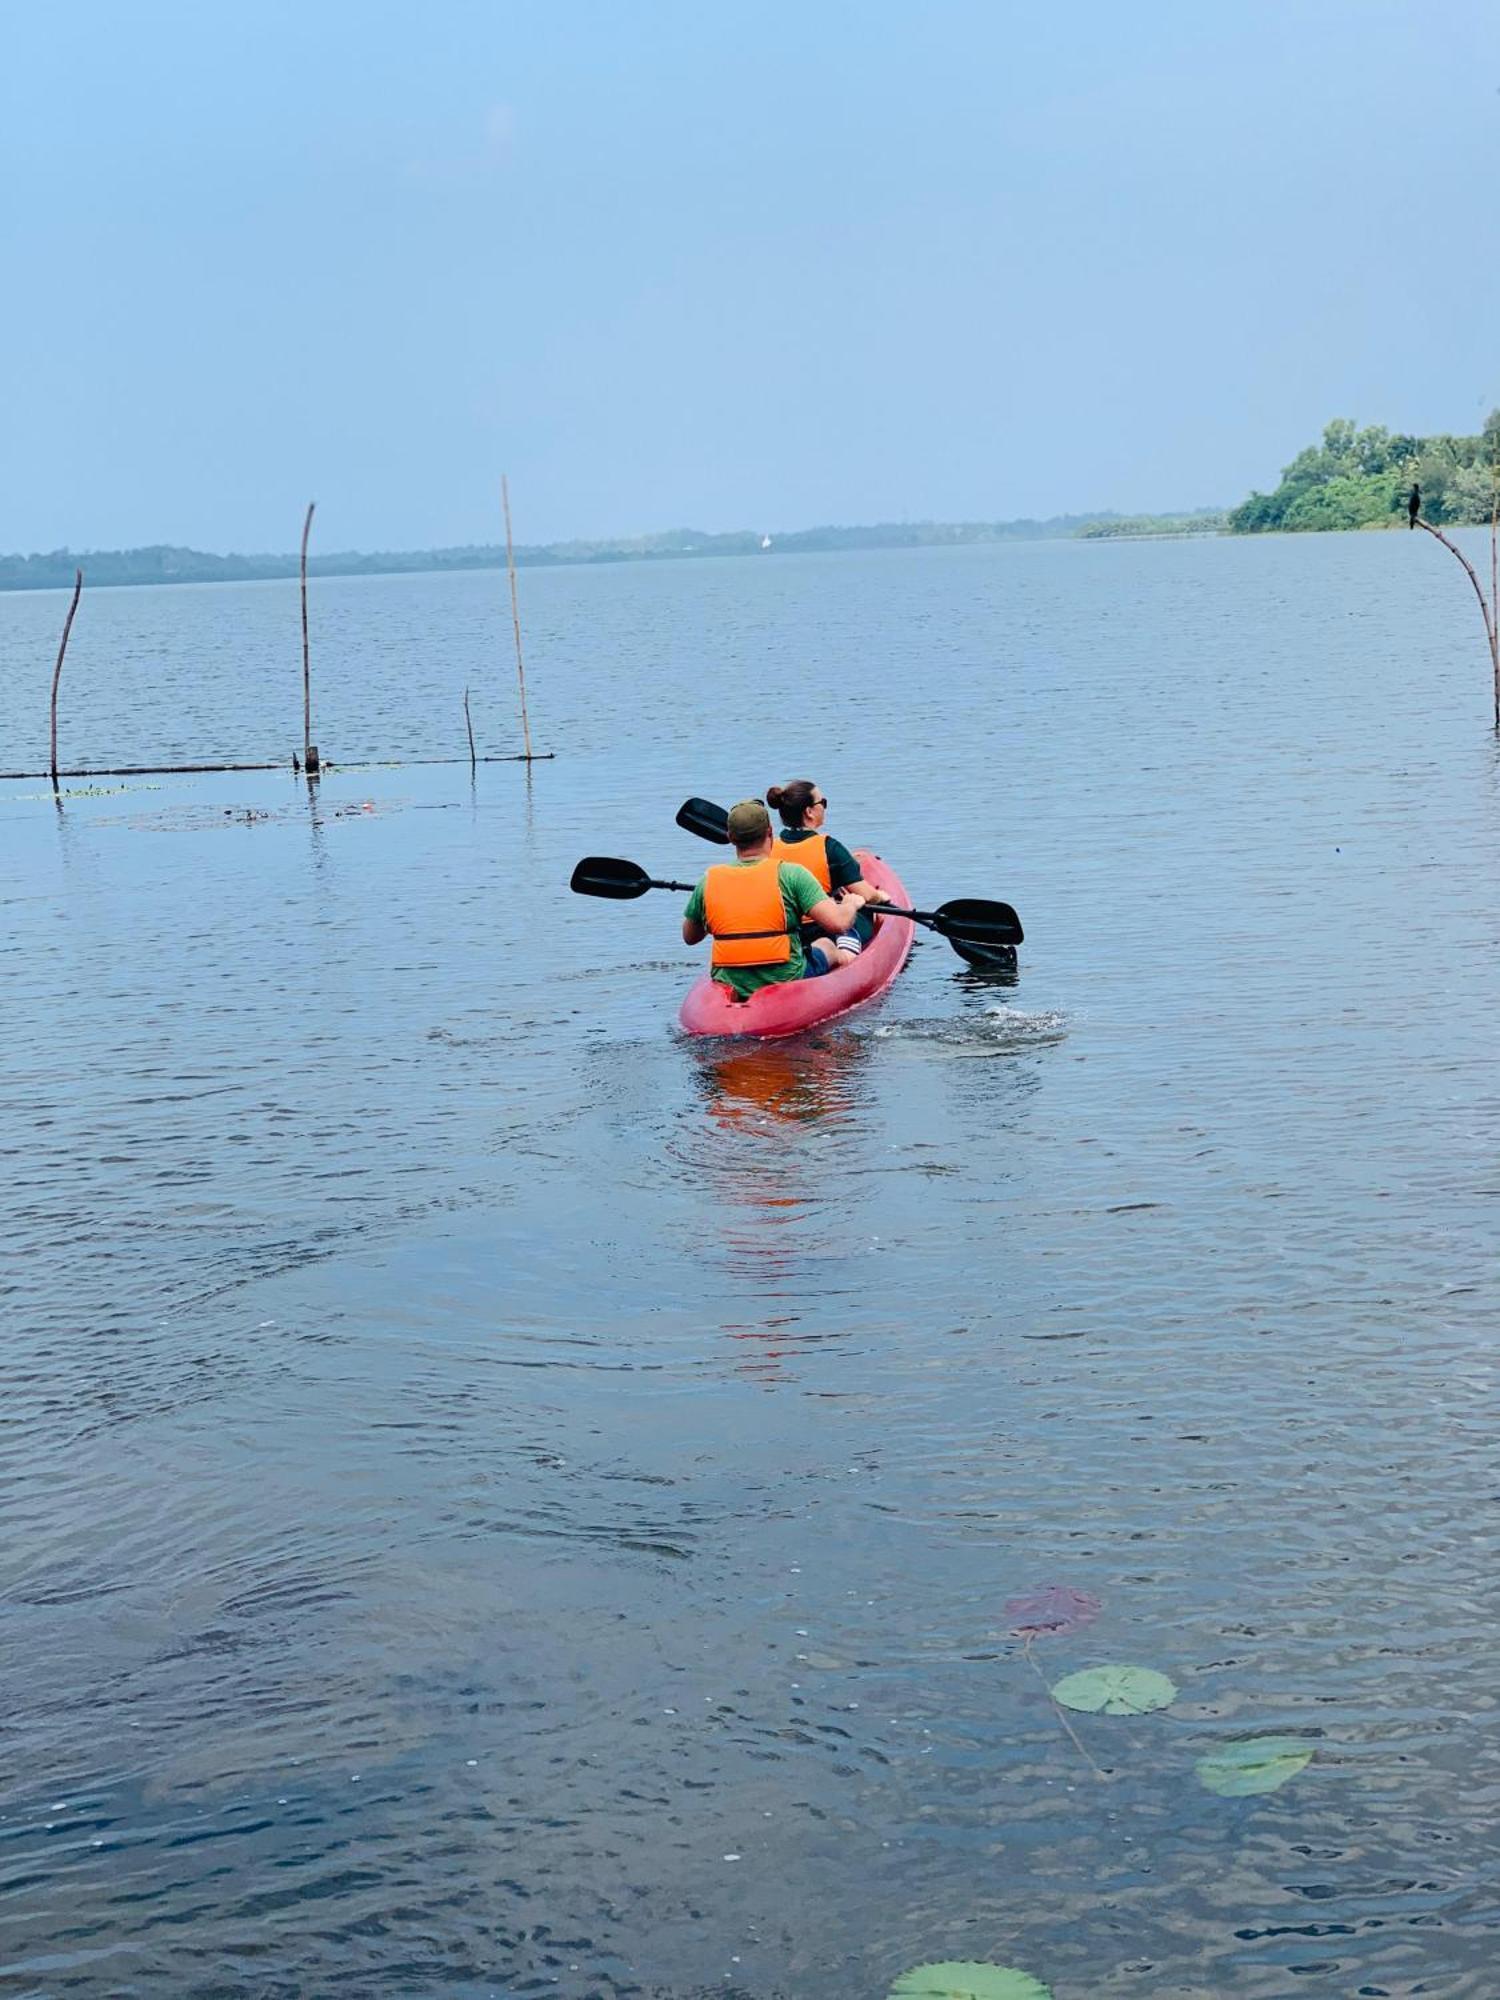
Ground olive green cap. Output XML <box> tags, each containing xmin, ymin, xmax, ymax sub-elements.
<box><xmin>726</xmin><ymin>798</ymin><xmax>772</xmax><ymax>844</ymax></box>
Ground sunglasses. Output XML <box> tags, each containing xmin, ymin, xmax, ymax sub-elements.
<box><xmin>811</xmin><ymin>795</ymin><xmax>828</xmax><ymax>809</ymax></box>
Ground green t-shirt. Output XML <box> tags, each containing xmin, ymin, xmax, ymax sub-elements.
<box><xmin>684</xmin><ymin>859</ymin><xmax>827</xmax><ymax>998</ymax></box>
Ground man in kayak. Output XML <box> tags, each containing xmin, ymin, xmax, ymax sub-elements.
<box><xmin>681</xmin><ymin>797</ymin><xmax>861</xmax><ymax>998</ymax></box>
<box><xmin>766</xmin><ymin>777</ymin><xmax>887</xmax><ymax>958</ymax></box>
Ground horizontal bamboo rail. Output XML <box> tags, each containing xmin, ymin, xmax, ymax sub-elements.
<box><xmin>1</xmin><ymin>752</ymin><xmax>555</xmax><ymax>781</ymax></box>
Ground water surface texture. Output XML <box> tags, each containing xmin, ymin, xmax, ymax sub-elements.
<box><xmin>3</xmin><ymin>536</ymin><xmax>1499</xmax><ymax>1997</ymax></box>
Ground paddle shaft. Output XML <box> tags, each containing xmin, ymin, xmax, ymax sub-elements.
<box><xmin>575</xmin><ymin>852</ymin><xmax>1020</xmax><ymax>953</ymax></box>
<box><xmin>649</xmin><ymin>881</ymin><xmax>969</xmax><ymax>941</ymax></box>
<box><xmin>673</xmin><ymin>798</ymin><xmax>1020</xmax><ymax>949</ymax></box>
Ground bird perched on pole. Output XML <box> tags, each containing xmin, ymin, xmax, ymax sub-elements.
<box><xmin>1408</xmin><ymin>482</ymin><xmax>1421</xmax><ymax>528</ymax></box>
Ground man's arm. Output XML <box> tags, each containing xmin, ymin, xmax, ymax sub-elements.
<box><xmin>782</xmin><ymin>862</ymin><xmax>856</xmax><ymax>937</ymax></box>
<box><xmin>682</xmin><ymin>915</ymin><xmax>707</xmax><ymax>945</ymax></box>
<box><xmin>808</xmin><ymin>891</ymin><xmax>859</xmax><ymax>935</ymax></box>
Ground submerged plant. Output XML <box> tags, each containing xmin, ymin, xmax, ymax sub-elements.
<box><xmin>1195</xmin><ymin>1736</ymin><xmax>1313</xmax><ymax>1796</ymax></box>
<box><xmin>889</xmin><ymin>1964</ymin><xmax>1053</xmax><ymax>2000</ymax></box>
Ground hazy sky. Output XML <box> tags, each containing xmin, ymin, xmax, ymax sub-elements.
<box><xmin>5</xmin><ymin>0</ymin><xmax>1499</xmax><ymax>551</ymax></box>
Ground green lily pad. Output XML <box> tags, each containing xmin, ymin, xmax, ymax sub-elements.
<box><xmin>888</xmin><ymin>1965</ymin><xmax>1053</xmax><ymax>2000</ymax></box>
<box><xmin>1050</xmin><ymin>1664</ymin><xmax>1177</xmax><ymax>1715</ymax></box>
<box><xmin>1195</xmin><ymin>1735</ymin><xmax>1314</xmax><ymax>1796</ymax></box>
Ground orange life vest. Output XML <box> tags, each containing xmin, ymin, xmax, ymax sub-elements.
<box><xmin>703</xmin><ymin>859</ymin><xmax>793</xmax><ymax>968</ymax></box>
<box><xmin>771</xmin><ymin>831</ymin><xmax>831</xmax><ymax>892</ymax></box>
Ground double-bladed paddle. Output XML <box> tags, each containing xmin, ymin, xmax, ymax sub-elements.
<box><xmin>571</xmin><ymin>856</ymin><xmax>697</xmax><ymax>899</ymax></box>
<box><xmin>669</xmin><ymin>796</ymin><xmax>1024</xmax><ymax>965</ymax></box>
<box><xmin>675</xmin><ymin>796</ymin><xmax>735</xmax><ymax>845</ymax></box>
<box><xmin>573</xmin><ymin>849</ymin><xmax>1024</xmax><ymax>964</ymax></box>
<box><xmin>569</xmin><ymin>856</ymin><xmax>790</xmax><ymax>938</ymax></box>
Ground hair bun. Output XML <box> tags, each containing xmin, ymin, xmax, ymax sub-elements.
<box><xmin>765</xmin><ymin>785</ymin><xmax>785</xmax><ymax>809</ymax></box>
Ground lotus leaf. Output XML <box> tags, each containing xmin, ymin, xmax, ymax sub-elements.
<box><xmin>1004</xmin><ymin>1585</ymin><xmax>1101</xmax><ymax>1639</ymax></box>
<box><xmin>1050</xmin><ymin>1664</ymin><xmax>1177</xmax><ymax>1715</ymax></box>
<box><xmin>888</xmin><ymin>1964</ymin><xmax>1053</xmax><ymax>2000</ymax></box>
<box><xmin>1195</xmin><ymin>1736</ymin><xmax>1313</xmax><ymax>1796</ymax></box>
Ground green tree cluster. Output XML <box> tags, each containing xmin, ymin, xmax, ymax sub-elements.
<box><xmin>1230</xmin><ymin>415</ymin><xmax>1500</xmax><ymax>533</ymax></box>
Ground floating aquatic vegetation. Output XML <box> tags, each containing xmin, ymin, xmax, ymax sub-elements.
<box><xmin>889</xmin><ymin>1964</ymin><xmax>1052</xmax><ymax>2000</ymax></box>
<box><xmin>89</xmin><ymin>797</ymin><xmax>414</xmax><ymax>832</ymax></box>
<box><xmin>1004</xmin><ymin>1585</ymin><xmax>1101</xmax><ymax>1639</ymax></box>
<box><xmin>12</xmin><ymin>782</ymin><xmax>163</xmax><ymax>801</ymax></box>
<box><xmin>1050</xmin><ymin>1664</ymin><xmax>1177</xmax><ymax>1716</ymax></box>
<box><xmin>1195</xmin><ymin>1735</ymin><xmax>1313</xmax><ymax>1796</ymax></box>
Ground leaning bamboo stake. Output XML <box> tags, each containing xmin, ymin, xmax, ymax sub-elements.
<box><xmin>463</xmin><ymin>685</ymin><xmax>476</xmax><ymax>770</ymax></box>
<box><xmin>1491</xmin><ymin>454</ymin><xmax>1498</xmax><ymax>704</ymax></box>
<box><xmin>49</xmin><ymin>568</ymin><xmax>83</xmax><ymax>786</ymax></box>
<box><xmin>1414</xmin><ymin>514</ymin><xmax>1500</xmax><ymax>728</ymax></box>
<box><xmin>501</xmin><ymin>475</ymin><xmax>535</xmax><ymax>761</ymax></box>
<box><xmin>300</xmin><ymin>501</ymin><xmax>319</xmax><ymax>772</ymax></box>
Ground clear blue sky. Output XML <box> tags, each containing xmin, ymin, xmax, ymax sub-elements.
<box><xmin>4</xmin><ymin>0</ymin><xmax>1498</xmax><ymax>552</ymax></box>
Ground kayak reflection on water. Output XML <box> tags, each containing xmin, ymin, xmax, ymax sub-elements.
<box><xmin>693</xmin><ymin>1031</ymin><xmax>872</xmax><ymax>1138</ymax></box>
<box><xmin>687</xmin><ymin>1032</ymin><xmax>874</xmax><ymax>1376</ymax></box>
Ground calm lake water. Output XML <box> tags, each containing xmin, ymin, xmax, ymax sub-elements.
<box><xmin>3</xmin><ymin>535</ymin><xmax>1499</xmax><ymax>1997</ymax></box>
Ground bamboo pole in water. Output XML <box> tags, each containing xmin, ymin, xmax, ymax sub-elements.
<box><xmin>300</xmin><ymin>501</ymin><xmax>319</xmax><ymax>772</ymax></box>
<box><xmin>1491</xmin><ymin>456</ymin><xmax>1498</xmax><ymax>722</ymax></box>
<box><xmin>49</xmin><ymin>568</ymin><xmax>83</xmax><ymax>787</ymax></box>
<box><xmin>464</xmin><ymin>685</ymin><xmax>476</xmax><ymax>770</ymax></box>
<box><xmin>1414</xmin><ymin>515</ymin><xmax>1500</xmax><ymax>728</ymax></box>
<box><xmin>501</xmin><ymin>475</ymin><xmax>535</xmax><ymax>761</ymax></box>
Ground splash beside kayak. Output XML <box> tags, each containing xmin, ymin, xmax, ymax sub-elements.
<box><xmin>678</xmin><ymin>851</ymin><xmax>914</xmax><ymax>1039</ymax></box>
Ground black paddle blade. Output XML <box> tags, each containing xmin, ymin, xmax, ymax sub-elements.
<box><xmin>676</xmin><ymin>796</ymin><xmax>732</xmax><ymax>844</ymax></box>
<box><xmin>949</xmin><ymin>936</ymin><xmax>1019</xmax><ymax>970</ymax></box>
<box><xmin>929</xmin><ymin>898</ymin><xmax>1024</xmax><ymax>950</ymax></box>
<box><xmin>570</xmin><ymin>855</ymin><xmax>653</xmax><ymax>899</ymax></box>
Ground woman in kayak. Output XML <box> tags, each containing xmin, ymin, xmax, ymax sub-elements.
<box><xmin>682</xmin><ymin>797</ymin><xmax>861</xmax><ymax>999</ymax></box>
<box><xmin>766</xmin><ymin>778</ymin><xmax>887</xmax><ymax>956</ymax></box>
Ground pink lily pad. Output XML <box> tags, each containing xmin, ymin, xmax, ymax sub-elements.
<box><xmin>1004</xmin><ymin>1584</ymin><xmax>1102</xmax><ymax>1639</ymax></box>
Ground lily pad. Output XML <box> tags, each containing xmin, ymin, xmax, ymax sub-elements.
<box><xmin>1195</xmin><ymin>1736</ymin><xmax>1313</xmax><ymax>1796</ymax></box>
<box><xmin>1004</xmin><ymin>1584</ymin><xmax>1101</xmax><ymax>1639</ymax></box>
<box><xmin>1050</xmin><ymin>1664</ymin><xmax>1177</xmax><ymax>1715</ymax></box>
<box><xmin>889</xmin><ymin>1965</ymin><xmax>1053</xmax><ymax>2000</ymax></box>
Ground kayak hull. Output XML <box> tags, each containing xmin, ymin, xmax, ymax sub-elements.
<box><xmin>678</xmin><ymin>851</ymin><xmax>914</xmax><ymax>1039</ymax></box>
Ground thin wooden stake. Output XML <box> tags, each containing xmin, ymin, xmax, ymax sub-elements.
<box><xmin>464</xmin><ymin>684</ymin><xmax>476</xmax><ymax>770</ymax></box>
<box><xmin>49</xmin><ymin>568</ymin><xmax>83</xmax><ymax>786</ymax></box>
<box><xmin>501</xmin><ymin>474</ymin><xmax>535</xmax><ymax>761</ymax></box>
<box><xmin>1414</xmin><ymin>514</ymin><xmax>1500</xmax><ymax>728</ymax></box>
<box><xmin>300</xmin><ymin>500</ymin><xmax>319</xmax><ymax>771</ymax></box>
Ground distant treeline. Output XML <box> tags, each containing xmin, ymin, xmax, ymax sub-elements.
<box><xmin>0</xmin><ymin>509</ymin><xmax>1224</xmax><ymax>593</ymax></box>
<box><xmin>1077</xmin><ymin>511</ymin><xmax>1226</xmax><ymax>540</ymax></box>
<box><xmin>1230</xmin><ymin>416</ymin><xmax>1500</xmax><ymax>534</ymax></box>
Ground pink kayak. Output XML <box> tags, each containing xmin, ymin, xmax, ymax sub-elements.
<box><xmin>678</xmin><ymin>851</ymin><xmax>914</xmax><ymax>1039</ymax></box>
